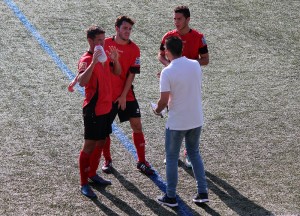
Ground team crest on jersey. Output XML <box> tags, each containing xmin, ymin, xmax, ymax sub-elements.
<box><xmin>135</xmin><ymin>57</ymin><xmax>140</xmax><ymax>65</ymax></box>
<box><xmin>78</xmin><ymin>62</ymin><xmax>87</xmax><ymax>71</ymax></box>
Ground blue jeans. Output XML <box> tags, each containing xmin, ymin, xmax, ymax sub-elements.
<box><xmin>165</xmin><ymin>127</ymin><xmax>208</xmax><ymax>198</ymax></box>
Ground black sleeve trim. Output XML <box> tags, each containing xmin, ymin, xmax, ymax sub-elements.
<box><xmin>199</xmin><ymin>46</ymin><xmax>208</xmax><ymax>54</ymax></box>
<box><xmin>160</xmin><ymin>43</ymin><xmax>165</xmax><ymax>51</ymax></box>
<box><xmin>129</xmin><ymin>66</ymin><xmax>140</xmax><ymax>74</ymax></box>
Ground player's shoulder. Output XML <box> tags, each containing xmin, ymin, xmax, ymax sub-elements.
<box><xmin>105</xmin><ymin>36</ymin><xmax>114</xmax><ymax>44</ymax></box>
<box><xmin>128</xmin><ymin>40</ymin><xmax>140</xmax><ymax>51</ymax></box>
<box><xmin>79</xmin><ymin>51</ymin><xmax>92</xmax><ymax>61</ymax></box>
<box><xmin>163</xmin><ymin>29</ymin><xmax>178</xmax><ymax>38</ymax></box>
<box><xmin>190</xmin><ymin>29</ymin><xmax>205</xmax><ymax>37</ymax></box>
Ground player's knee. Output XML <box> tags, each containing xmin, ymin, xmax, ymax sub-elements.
<box><xmin>130</xmin><ymin>118</ymin><xmax>143</xmax><ymax>132</ymax></box>
<box><xmin>131</xmin><ymin>123</ymin><xmax>143</xmax><ymax>133</ymax></box>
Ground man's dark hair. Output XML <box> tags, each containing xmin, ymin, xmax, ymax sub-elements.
<box><xmin>165</xmin><ymin>36</ymin><xmax>183</xmax><ymax>57</ymax></box>
<box><xmin>86</xmin><ymin>25</ymin><xmax>105</xmax><ymax>39</ymax></box>
<box><xmin>174</xmin><ymin>5</ymin><xmax>190</xmax><ymax>18</ymax></box>
<box><xmin>115</xmin><ymin>15</ymin><xmax>135</xmax><ymax>28</ymax></box>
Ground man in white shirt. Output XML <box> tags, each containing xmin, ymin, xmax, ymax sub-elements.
<box><xmin>154</xmin><ymin>36</ymin><xmax>209</xmax><ymax>207</ymax></box>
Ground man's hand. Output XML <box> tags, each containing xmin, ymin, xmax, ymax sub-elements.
<box><xmin>115</xmin><ymin>96</ymin><xmax>126</xmax><ymax>110</ymax></box>
<box><xmin>150</xmin><ymin>102</ymin><xmax>164</xmax><ymax>118</ymax></box>
<box><xmin>92</xmin><ymin>49</ymin><xmax>102</xmax><ymax>64</ymax></box>
<box><xmin>68</xmin><ymin>80</ymin><xmax>77</xmax><ymax>92</ymax></box>
<box><xmin>107</xmin><ymin>46</ymin><xmax>119</xmax><ymax>62</ymax></box>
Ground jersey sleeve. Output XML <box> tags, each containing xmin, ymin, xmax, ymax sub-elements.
<box><xmin>129</xmin><ymin>45</ymin><xmax>140</xmax><ymax>74</ymax></box>
<box><xmin>78</xmin><ymin>56</ymin><xmax>92</xmax><ymax>73</ymax></box>
<box><xmin>159</xmin><ymin>32</ymin><xmax>169</xmax><ymax>51</ymax></box>
<box><xmin>198</xmin><ymin>35</ymin><xmax>208</xmax><ymax>54</ymax></box>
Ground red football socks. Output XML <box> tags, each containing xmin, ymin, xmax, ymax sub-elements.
<box><xmin>88</xmin><ymin>145</ymin><xmax>103</xmax><ymax>178</ymax></box>
<box><xmin>133</xmin><ymin>132</ymin><xmax>146</xmax><ymax>163</ymax></box>
<box><xmin>79</xmin><ymin>151</ymin><xmax>90</xmax><ymax>186</ymax></box>
<box><xmin>102</xmin><ymin>136</ymin><xmax>112</xmax><ymax>162</ymax></box>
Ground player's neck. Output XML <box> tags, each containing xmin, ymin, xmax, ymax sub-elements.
<box><xmin>177</xmin><ymin>26</ymin><xmax>190</xmax><ymax>35</ymax></box>
<box><xmin>114</xmin><ymin>35</ymin><xmax>129</xmax><ymax>45</ymax></box>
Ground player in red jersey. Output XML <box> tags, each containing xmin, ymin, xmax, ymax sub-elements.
<box><xmin>158</xmin><ymin>6</ymin><xmax>209</xmax><ymax>168</ymax></box>
<box><xmin>76</xmin><ymin>25</ymin><xmax>121</xmax><ymax>199</ymax></box>
<box><xmin>101</xmin><ymin>15</ymin><xmax>154</xmax><ymax>175</ymax></box>
<box><xmin>158</xmin><ymin>5</ymin><xmax>209</xmax><ymax>67</ymax></box>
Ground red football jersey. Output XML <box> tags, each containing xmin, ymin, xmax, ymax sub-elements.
<box><xmin>78</xmin><ymin>52</ymin><xmax>112</xmax><ymax>115</ymax></box>
<box><xmin>160</xmin><ymin>29</ymin><xmax>208</xmax><ymax>60</ymax></box>
<box><xmin>104</xmin><ymin>36</ymin><xmax>140</xmax><ymax>101</ymax></box>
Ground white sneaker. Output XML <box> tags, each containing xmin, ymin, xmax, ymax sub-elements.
<box><xmin>185</xmin><ymin>156</ymin><xmax>192</xmax><ymax>168</ymax></box>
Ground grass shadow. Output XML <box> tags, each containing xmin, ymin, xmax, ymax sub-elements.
<box><xmin>205</xmin><ymin>171</ymin><xmax>274</xmax><ymax>216</ymax></box>
<box><xmin>178</xmin><ymin>162</ymin><xmax>273</xmax><ymax>215</ymax></box>
<box><xmin>112</xmin><ymin>168</ymin><xmax>178</xmax><ymax>216</ymax></box>
<box><xmin>92</xmin><ymin>184</ymin><xmax>142</xmax><ymax>216</ymax></box>
<box><xmin>91</xmin><ymin>199</ymin><xmax>120</xmax><ymax>216</ymax></box>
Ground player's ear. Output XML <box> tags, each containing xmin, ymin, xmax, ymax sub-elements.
<box><xmin>186</xmin><ymin>17</ymin><xmax>190</xmax><ymax>23</ymax></box>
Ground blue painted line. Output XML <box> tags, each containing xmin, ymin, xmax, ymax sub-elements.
<box><xmin>4</xmin><ymin>0</ymin><xmax>194</xmax><ymax>215</ymax></box>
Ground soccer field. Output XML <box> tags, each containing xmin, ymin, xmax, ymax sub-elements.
<box><xmin>0</xmin><ymin>0</ymin><xmax>299</xmax><ymax>215</ymax></box>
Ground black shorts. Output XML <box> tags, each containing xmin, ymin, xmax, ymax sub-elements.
<box><xmin>111</xmin><ymin>100</ymin><xmax>141</xmax><ymax>123</ymax></box>
<box><xmin>83</xmin><ymin>110</ymin><xmax>112</xmax><ymax>141</ymax></box>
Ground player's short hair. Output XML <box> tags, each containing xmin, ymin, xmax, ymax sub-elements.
<box><xmin>174</xmin><ymin>5</ymin><xmax>190</xmax><ymax>18</ymax></box>
<box><xmin>165</xmin><ymin>36</ymin><xmax>182</xmax><ymax>57</ymax></box>
<box><xmin>86</xmin><ymin>25</ymin><xmax>105</xmax><ymax>39</ymax></box>
<box><xmin>115</xmin><ymin>15</ymin><xmax>135</xmax><ymax>28</ymax></box>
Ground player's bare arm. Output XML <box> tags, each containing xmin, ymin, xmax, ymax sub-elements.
<box><xmin>77</xmin><ymin>50</ymin><xmax>101</xmax><ymax>87</ymax></box>
<box><xmin>158</xmin><ymin>50</ymin><xmax>170</xmax><ymax>67</ymax></box>
<box><xmin>68</xmin><ymin>73</ymin><xmax>79</xmax><ymax>92</ymax></box>
<box><xmin>157</xmin><ymin>50</ymin><xmax>170</xmax><ymax>78</ymax></box>
<box><xmin>116</xmin><ymin>72</ymin><xmax>135</xmax><ymax>110</ymax></box>
<box><xmin>198</xmin><ymin>52</ymin><xmax>209</xmax><ymax>66</ymax></box>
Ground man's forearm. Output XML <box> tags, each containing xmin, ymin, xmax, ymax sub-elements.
<box><xmin>120</xmin><ymin>73</ymin><xmax>135</xmax><ymax>98</ymax></box>
<box><xmin>158</xmin><ymin>53</ymin><xmax>170</xmax><ymax>66</ymax></box>
<box><xmin>78</xmin><ymin>63</ymin><xmax>95</xmax><ymax>87</ymax></box>
<box><xmin>155</xmin><ymin>100</ymin><xmax>168</xmax><ymax>114</ymax></box>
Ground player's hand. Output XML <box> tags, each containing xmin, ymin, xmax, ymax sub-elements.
<box><xmin>68</xmin><ymin>81</ymin><xmax>75</xmax><ymax>92</ymax></box>
<box><xmin>92</xmin><ymin>49</ymin><xmax>102</xmax><ymax>63</ymax></box>
<box><xmin>107</xmin><ymin>46</ymin><xmax>119</xmax><ymax>62</ymax></box>
<box><xmin>115</xmin><ymin>96</ymin><xmax>126</xmax><ymax>110</ymax></box>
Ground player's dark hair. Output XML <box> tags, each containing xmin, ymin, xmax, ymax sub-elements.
<box><xmin>115</xmin><ymin>15</ymin><xmax>135</xmax><ymax>28</ymax></box>
<box><xmin>86</xmin><ymin>25</ymin><xmax>105</xmax><ymax>39</ymax></box>
<box><xmin>165</xmin><ymin>36</ymin><xmax>182</xmax><ymax>57</ymax></box>
<box><xmin>174</xmin><ymin>5</ymin><xmax>190</xmax><ymax>18</ymax></box>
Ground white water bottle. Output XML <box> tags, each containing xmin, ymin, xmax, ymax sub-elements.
<box><xmin>94</xmin><ymin>45</ymin><xmax>107</xmax><ymax>63</ymax></box>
